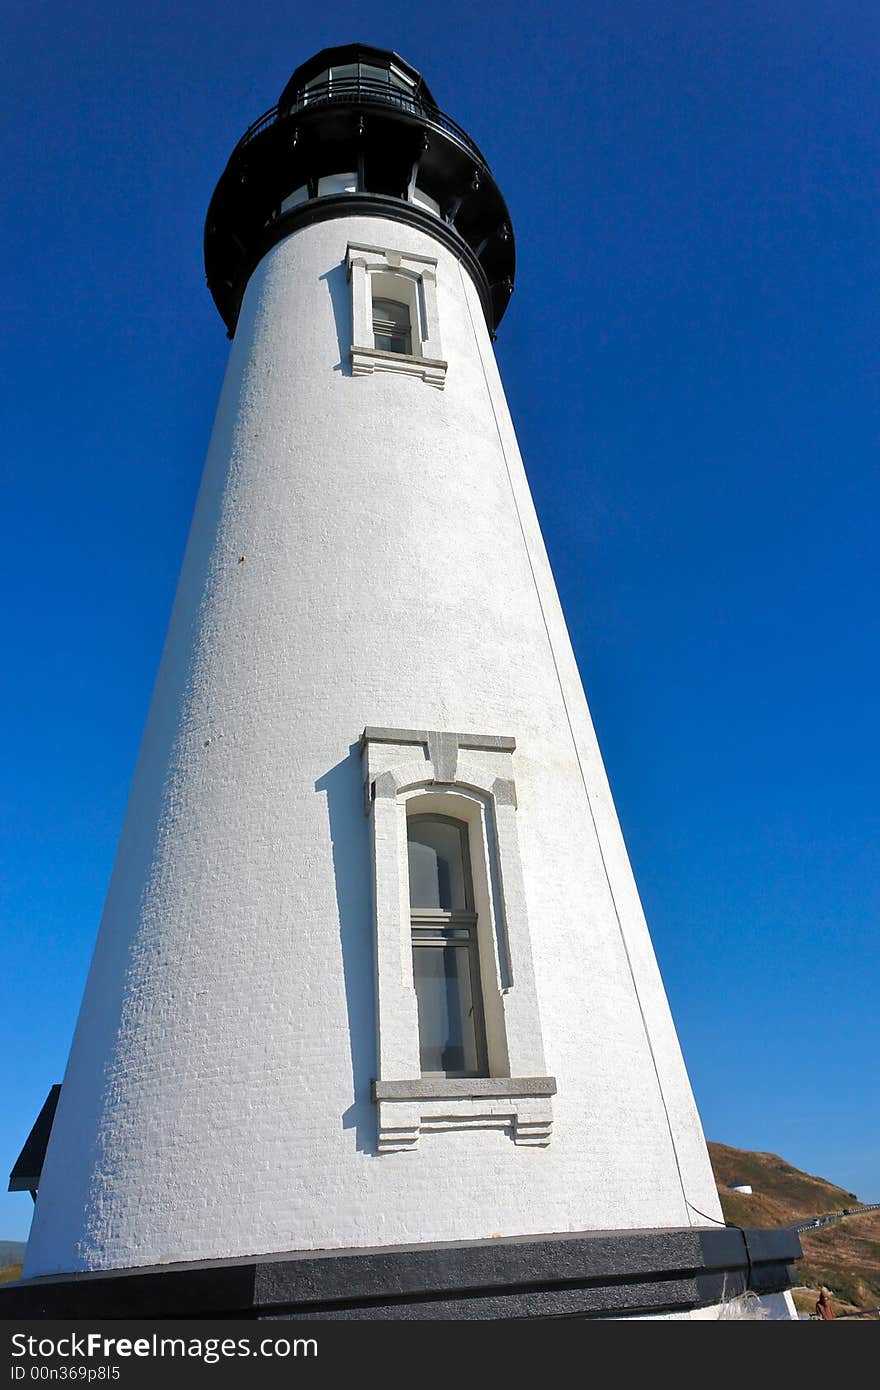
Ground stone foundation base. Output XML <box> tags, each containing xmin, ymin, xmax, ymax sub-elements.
<box><xmin>0</xmin><ymin>1226</ymin><xmax>801</xmax><ymax>1320</ymax></box>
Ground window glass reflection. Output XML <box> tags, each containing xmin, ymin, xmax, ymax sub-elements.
<box><xmin>407</xmin><ymin>817</ymin><xmax>468</xmax><ymax>909</ymax></box>
<box><xmin>412</xmin><ymin>938</ymin><xmax>478</xmax><ymax>1075</ymax></box>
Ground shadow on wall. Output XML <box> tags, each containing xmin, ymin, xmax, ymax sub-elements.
<box><xmin>320</xmin><ymin>263</ymin><xmax>352</xmax><ymax>373</ymax></box>
<box><xmin>315</xmin><ymin>744</ymin><xmax>377</xmax><ymax>1154</ymax></box>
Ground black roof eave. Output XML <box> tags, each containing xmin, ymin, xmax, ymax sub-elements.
<box><xmin>8</xmin><ymin>1085</ymin><xmax>61</xmax><ymax>1193</ymax></box>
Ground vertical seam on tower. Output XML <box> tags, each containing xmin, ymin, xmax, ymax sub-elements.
<box><xmin>459</xmin><ymin>262</ymin><xmax>693</xmax><ymax>1225</ymax></box>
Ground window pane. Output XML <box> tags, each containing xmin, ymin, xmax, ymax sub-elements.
<box><xmin>372</xmin><ymin>298</ymin><xmax>409</xmax><ymax>329</ymax></box>
<box><xmin>329</xmin><ymin>63</ymin><xmax>358</xmax><ymax>84</ymax></box>
<box><xmin>372</xmin><ymin>297</ymin><xmax>411</xmax><ymax>355</ymax></box>
<box><xmin>389</xmin><ymin>67</ymin><xmax>417</xmax><ymax>108</ymax></box>
<box><xmin>359</xmin><ymin>64</ymin><xmax>390</xmax><ymax>89</ymax></box>
<box><xmin>412</xmin><ymin>943</ymin><xmax>479</xmax><ymax>1075</ymax></box>
<box><xmin>407</xmin><ymin>818</ymin><xmax>468</xmax><ymax>910</ymax></box>
<box><xmin>316</xmin><ymin>172</ymin><xmax>358</xmax><ymax>198</ymax></box>
<box><xmin>374</xmin><ymin>330</ymin><xmax>410</xmax><ymax>354</ymax></box>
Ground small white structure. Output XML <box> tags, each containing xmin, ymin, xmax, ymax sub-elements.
<box><xmin>12</xmin><ymin>45</ymin><xmax>798</xmax><ymax>1319</ymax></box>
<box><xmin>729</xmin><ymin>1183</ymin><xmax>754</xmax><ymax>1195</ymax></box>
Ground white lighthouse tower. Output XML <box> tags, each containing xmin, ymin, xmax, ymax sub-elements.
<box><xmin>9</xmin><ymin>46</ymin><xmax>799</xmax><ymax>1318</ymax></box>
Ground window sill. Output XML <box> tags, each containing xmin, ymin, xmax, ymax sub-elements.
<box><xmin>372</xmin><ymin>1076</ymin><xmax>556</xmax><ymax>1153</ymax></box>
<box><xmin>350</xmin><ymin>344</ymin><xmax>447</xmax><ymax>388</ymax></box>
<box><xmin>373</xmin><ymin>1077</ymin><xmax>556</xmax><ymax>1100</ymax></box>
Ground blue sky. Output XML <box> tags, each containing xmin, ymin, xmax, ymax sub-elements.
<box><xmin>2</xmin><ymin>2</ymin><xmax>878</xmax><ymax>1241</ymax></box>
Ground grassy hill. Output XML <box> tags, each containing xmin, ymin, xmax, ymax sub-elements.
<box><xmin>709</xmin><ymin>1141</ymin><xmax>880</xmax><ymax>1315</ymax></box>
<box><xmin>0</xmin><ymin>1241</ymin><xmax>25</xmax><ymax>1285</ymax></box>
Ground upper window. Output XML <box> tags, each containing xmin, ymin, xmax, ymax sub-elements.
<box><xmin>347</xmin><ymin>244</ymin><xmax>447</xmax><ymax>388</ymax></box>
<box><xmin>372</xmin><ymin>297</ymin><xmax>412</xmax><ymax>356</ymax></box>
<box><xmin>407</xmin><ymin>814</ymin><xmax>488</xmax><ymax>1078</ymax></box>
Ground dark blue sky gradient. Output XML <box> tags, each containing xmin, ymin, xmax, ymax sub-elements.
<box><xmin>2</xmin><ymin>2</ymin><xmax>878</xmax><ymax>1239</ymax></box>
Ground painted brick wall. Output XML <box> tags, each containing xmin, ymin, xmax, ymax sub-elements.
<box><xmin>24</xmin><ymin>214</ymin><xmax>721</xmax><ymax>1277</ymax></box>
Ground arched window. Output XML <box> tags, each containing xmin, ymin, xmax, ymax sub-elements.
<box><xmin>407</xmin><ymin>814</ymin><xmax>488</xmax><ymax>1077</ymax></box>
<box><xmin>347</xmin><ymin>245</ymin><xmax>447</xmax><ymax>386</ymax></box>
<box><xmin>372</xmin><ymin>297</ymin><xmax>412</xmax><ymax>355</ymax></box>
<box><xmin>363</xmin><ymin>726</ymin><xmax>556</xmax><ymax>1151</ymax></box>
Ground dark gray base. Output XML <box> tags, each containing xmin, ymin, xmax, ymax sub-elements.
<box><xmin>0</xmin><ymin>1226</ymin><xmax>801</xmax><ymax>1320</ymax></box>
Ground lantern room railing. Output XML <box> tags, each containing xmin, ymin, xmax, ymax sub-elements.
<box><xmin>232</xmin><ymin>75</ymin><xmax>490</xmax><ymax>171</ymax></box>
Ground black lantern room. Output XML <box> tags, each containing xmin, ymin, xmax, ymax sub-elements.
<box><xmin>204</xmin><ymin>45</ymin><xmax>515</xmax><ymax>337</ymax></box>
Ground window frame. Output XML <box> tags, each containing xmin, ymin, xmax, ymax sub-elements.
<box><xmin>347</xmin><ymin>243</ymin><xmax>447</xmax><ymax>388</ymax></box>
<box><xmin>361</xmin><ymin>725</ymin><xmax>556</xmax><ymax>1153</ymax></box>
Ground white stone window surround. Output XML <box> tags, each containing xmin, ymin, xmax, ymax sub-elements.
<box><xmin>361</xmin><ymin>726</ymin><xmax>555</xmax><ymax>1153</ymax></box>
<box><xmin>346</xmin><ymin>243</ymin><xmax>447</xmax><ymax>388</ymax></box>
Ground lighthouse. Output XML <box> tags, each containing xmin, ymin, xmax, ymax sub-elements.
<box><xmin>9</xmin><ymin>46</ymin><xmax>799</xmax><ymax>1319</ymax></box>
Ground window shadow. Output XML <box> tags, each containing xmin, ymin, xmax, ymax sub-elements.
<box><xmin>314</xmin><ymin>744</ymin><xmax>377</xmax><ymax>1154</ymax></box>
<box><xmin>319</xmin><ymin>262</ymin><xmax>352</xmax><ymax>373</ymax></box>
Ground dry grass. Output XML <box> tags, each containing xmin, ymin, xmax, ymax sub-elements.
<box><xmin>709</xmin><ymin>1141</ymin><xmax>880</xmax><ymax>1315</ymax></box>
